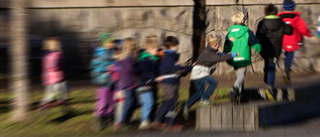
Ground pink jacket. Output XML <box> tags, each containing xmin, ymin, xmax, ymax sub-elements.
<box><xmin>42</xmin><ymin>51</ymin><xmax>65</xmax><ymax>86</ymax></box>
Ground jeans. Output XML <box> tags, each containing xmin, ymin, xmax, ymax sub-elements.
<box><xmin>186</xmin><ymin>76</ymin><xmax>218</xmax><ymax>108</ymax></box>
<box><xmin>284</xmin><ymin>51</ymin><xmax>295</xmax><ymax>68</ymax></box>
<box><xmin>264</xmin><ymin>59</ymin><xmax>276</xmax><ymax>86</ymax></box>
<box><xmin>138</xmin><ymin>91</ymin><xmax>154</xmax><ymax>122</ymax></box>
<box><xmin>122</xmin><ymin>89</ymin><xmax>137</xmax><ymax>124</ymax></box>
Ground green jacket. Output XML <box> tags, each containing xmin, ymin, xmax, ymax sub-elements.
<box><xmin>223</xmin><ymin>24</ymin><xmax>261</xmax><ymax>68</ymax></box>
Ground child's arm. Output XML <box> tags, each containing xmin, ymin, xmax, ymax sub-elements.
<box><xmin>248</xmin><ymin>30</ymin><xmax>262</xmax><ymax>53</ymax></box>
<box><xmin>297</xmin><ymin>17</ymin><xmax>312</xmax><ymax>37</ymax></box>
<box><xmin>206</xmin><ymin>52</ymin><xmax>238</xmax><ymax>63</ymax></box>
<box><xmin>223</xmin><ymin>34</ymin><xmax>231</xmax><ymax>53</ymax></box>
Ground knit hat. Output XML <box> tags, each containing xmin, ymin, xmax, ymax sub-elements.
<box><xmin>283</xmin><ymin>0</ymin><xmax>295</xmax><ymax>11</ymax></box>
<box><xmin>98</xmin><ymin>33</ymin><xmax>115</xmax><ymax>46</ymax></box>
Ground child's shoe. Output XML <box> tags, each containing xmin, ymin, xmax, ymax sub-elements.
<box><xmin>283</xmin><ymin>66</ymin><xmax>291</xmax><ymax>84</ymax></box>
<box><xmin>182</xmin><ymin>105</ymin><xmax>189</xmax><ymax>120</ymax></box>
<box><xmin>230</xmin><ymin>87</ymin><xmax>240</xmax><ymax>104</ymax></box>
<box><xmin>265</xmin><ymin>85</ymin><xmax>275</xmax><ymax>101</ymax></box>
<box><xmin>138</xmin><ymin>120</ymin><xmax>150</xmax><ymax>130</ymax></box>
<box><xmin>150</xmin><ymin>121</ymin><xmax>164</xmax><ymax>130</ymax></box>
<box><xmin>162</xmin><ymin>124</ymin><xmax>183</xmax><ymax>133</ymax></box>
<box><xmin>199</xmin><ymin>100</ymin><xmax>210</xmax><ymax>105</ymax></box>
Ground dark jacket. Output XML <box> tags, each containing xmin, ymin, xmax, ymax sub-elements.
<box><xmin>256</xmin><ymin>15</ymin><xmax>292</xmax><ymax>60</ymax></box>
<box><xmin>137</xmin><ymin>51</ymin><xmax>160</xmax><ymax>86</ymax></box>
<box><xmin>119</xmin><ymin>56</ymin><xmax>137</xmax><ymax>89</ymax></box>
<box><xmin>160</xmin><ymin>50</ymin><xmax>192</xmax><ymax>85</ymax></box>
<box><xmin>196</xmin><ymin>46</ymin><xmax>233</xmax><ymax>67</ymax></box>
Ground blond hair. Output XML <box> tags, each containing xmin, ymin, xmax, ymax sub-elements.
<box><xmin>207</xmin><ymin>33</ymin><xmax>222</xmax><ymax>46</ymax></box>
<box><xmin>42</xmin><ymin>37</ymin><xmax>61</xmax><ymax>51</ymax></box>
<box><xmin>144</xmin><ymin>35</ymin><xmax>159</xmax><ymax>49</ymax></box>
<box><xmin>120</xmin><ymin>37</ymin><xmax>138</xmax><ymax>60</ymax></box>
<box><xmin>231</xmin><ymin>11</ymin><xmax>245</xmax><ymax>24</ymax></box>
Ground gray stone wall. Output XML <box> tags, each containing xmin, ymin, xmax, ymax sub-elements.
<box><xmin>1</xmin><ymin>0</ymin><xmax>320</xmax><ymax>75</ymax></box>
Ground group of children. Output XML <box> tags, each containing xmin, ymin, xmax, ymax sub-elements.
<box><xmin>38</xmin><ymin>0</ymin><xmax>317</xmax><ymax>132</ymax></box>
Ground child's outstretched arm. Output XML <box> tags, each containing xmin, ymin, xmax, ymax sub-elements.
<box><xmin>205</xmin><ymin>52</ymin><xmax>238</xmax><ymax>63</ymax></box>
<box><xmin>223</xmin><ymin>34</ymin><xmax>231</xmax><ymax>53</ymax></box>
<box><xmin>248</xmin><ymin>30</ymin><xmax>262</xmax><ymax>53</ymax></box>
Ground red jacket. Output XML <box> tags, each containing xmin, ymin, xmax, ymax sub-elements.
<box><xmin>278</xmin><ymin>12</ymin><xmax>312</xmax><ymax>52</ymax></box>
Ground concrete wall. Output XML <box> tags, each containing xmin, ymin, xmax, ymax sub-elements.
<box><xmin>1</xmin><ymin>0</ymin><xmax>320</xmax><ymax>76</ymax></box>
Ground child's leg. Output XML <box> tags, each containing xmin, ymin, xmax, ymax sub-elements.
<box><xmin>185</xmin><ymin>79</ymin><xmax>205</xmax><ymax>109</ymax></box>
<box><xmin>201</xmin><ymin>76</ymin><xmax>218</xmax><ymax>101</ymax></box>
<box><xmin>284</xmin><ymin>51</ymin><xmax>295</xmax><ymax>68</ymax></box>
<box><xmin>40</xmin><ymin>84</ymin><xmax>57</xmax><ymax>106</ymax></box>
<box><xmin>95</xmin><ymin>87</ymin><xmax>108</xmax><ymax>117</ymax></box>
<box><xmin>165</xmin><ymin>94</ymin><xmax>178</xmax><ymax>126</ymax></box>
<box><xmin>114</xmin><ymin>90</ymin><xmax>125</xmax><ymax>126</ymax></box>
<box><xmin>121</xmin><ymin>88</ymin><xmax>136</xmax><ymax>124</ymax></box>
<box><xmin>234</xmin><ymin>67</ymin><xmax>247</xmax><ymax>92</ymax></box>
<box><xmin>153</xmin><ymin>83</ymin><xmax>171</xmax><ymax>123</ymax></box>
<box><xmin>266</xmin><ymin>61</ymin><xmax>276</xmax><ymax>87</ymax></box>
<box><xmin>105</xmin><ymin>86</ymin><xmax>115</xmax><ymax>117</ymax></box>
<box><xmin>263</xmin><ymin>59</ymin><xmax>269</xmax><ymax>84</ymax></box>
<box><xmin>138</xmin><ymin>91</ymin><xmax>154</xmax><ymax>122</ymax></box>
<box><xmin>56</xmin><ymin>81</ymin><xmax>69</xmax><ymax>102</ymax></box>
<box><xmin>284</xmin><ymin>51</ymin><xmax>295</xmax><ymax>83</ymax></box>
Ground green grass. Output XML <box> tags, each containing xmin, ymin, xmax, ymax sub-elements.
<box><xmin>0</xmin><ymin>87</ymin><xmax>231</xmax><ymax>136</ymax></box>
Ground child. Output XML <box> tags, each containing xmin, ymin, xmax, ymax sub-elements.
<box><xmin>135</xmin><ymin>35</ymin><xmax>160</xmax><ymax>130</ymax></box>
<box><xmin>39</xmin><ymin>37</ymin><xmax>68</xmax><ymax>110</ymax></box>
<box><xmin>223</xmin><ymin>11</ymin><xmax>261</xmax><ymax>104</ymax></box>
<box><xmin>90</xmin><ymin>33</ymin><xmax>116</xmax><ymax>131</ymax></box>
<box><xmin>183</xmin><ymin>33</ymin><xmax>238</xmax><ymax>118</ymax></box>
<box><xmin>256</xmin><ymin>4</ymin><xmax>292</xmax><ymax>99</ymax></box>
<box><xmin>150</xmin><ymin>36</ymin><xmax>192</xmax><ymax>132</ymax></box>
<box><xmin>278</xmin><ymin>0</ymin><xmax>314</xmax><ymax>84</ymax></box>
<box><xmin>116</xmin><ymin>38</ymin><xmax>138</xmax><ymax>128</ymax></box>
<box><xmin>110</xmin><ymin>40</ymin><xmax>123</xmax><ymax>130</ymax></box>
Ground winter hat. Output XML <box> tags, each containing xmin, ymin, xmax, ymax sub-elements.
<box><xmin>283</xmin><ymin>0</ymin><xmax>295</xmax><ymax>11</ymax></box>
<box><xmin>98</xmin><ymin>33</ymin><xmax>115</xmax><ymax>46</ymax></box>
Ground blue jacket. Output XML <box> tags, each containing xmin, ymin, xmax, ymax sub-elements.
<box><xmin>90</xmin><ymin>47</ymin><xmax>115</xmax><ymax>86</ymax></box>
<box><xmin>160</xmin><ymin>50</ymin><xmax>192</xmax><ymax>85</ymax></box>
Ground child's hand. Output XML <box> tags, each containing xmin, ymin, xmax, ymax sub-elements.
<box><xmin>155</xmin><ymin>76</ymin><xmax>163</xmax><ymax>82</ymax></box>
<box><xmin>231</xmin><ymin>52</ymin><xmax>239</xmax><ymax>57</ymax></box>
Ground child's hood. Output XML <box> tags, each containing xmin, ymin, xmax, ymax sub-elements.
<box><xmin>228</xmin><ymin>25</ymin><xmax>249</xmax><ymax>39</ymax></box>
<box><xmin>277</xmin><ymin>12</ymin><xmax>301</xmax><ymax>27</ymax></box>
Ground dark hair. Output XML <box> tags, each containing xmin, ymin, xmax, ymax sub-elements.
<box><xmin>265</xmin><ymin>4</ymin><xmax>278</xmax><ymax>16</ymax></box>
<box><xmin>164</xmin><ymin>36</ymin><xmax>179</xmax><ymax>49</ymax></box>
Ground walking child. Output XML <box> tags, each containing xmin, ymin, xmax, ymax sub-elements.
<box><xmin>224</xmin><ymin>11</ymin><xmax>262</xmax><ymax>104</ymax></box>
<box><xmin>115</xmin><ymin>38</ymin><xmax>138</xmax><ymax>129</ymax></box>
<box><xmin>90</xmin><ymin>33</ymin><xmax>117</xmax><ymax>131</ymax></box>
<box><xmin>134</xmin><ymin>35</ymin><xmax>160</xmax><ymax>130</ymax></box>
<box><xmin>183</xmin><ymin>33</ymin><xmax>238</xmax><ymax>118</ymax></box>
<box><xmin>278</xmin><ymin>0</ymin><xmax>315</xmax><ymax>84</ymax></box>
<box><xmin>39</xmin><ymin>37</ymin><xmax>69</xmax><ymax>110</ymax></box>
<box><xmin>150</xmin><ymin>36</ymin><xmax>192</xmax><ymax>132</ymax></box>
<box><xmin>256</xmin><ymin>4</ymin><xmax>292</xmax><ymax>100</ymax></box>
